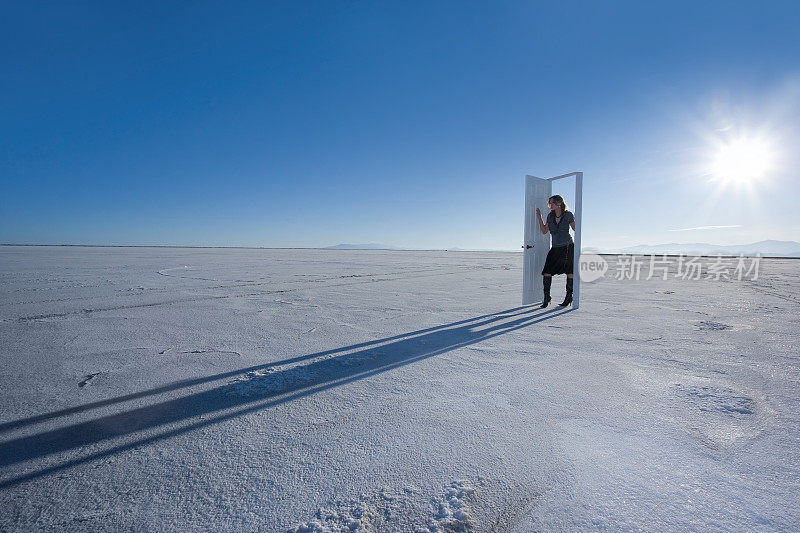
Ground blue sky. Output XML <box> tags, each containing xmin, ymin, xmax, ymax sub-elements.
<box><xmin>2</xmin><ymin>1</ymin><xmax>799</xmax><ymax>250</ymax></box>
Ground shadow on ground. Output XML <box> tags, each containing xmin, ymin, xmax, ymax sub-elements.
<box><xmin>0</xmin><ymin>304</ymin><xmax>570</xmax><ymax>487</ymax></box>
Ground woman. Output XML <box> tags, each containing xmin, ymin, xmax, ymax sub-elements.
<box><xmin>536</xmin><ymin>195</ymin><xmax>576</xmax><ymax>307</ymax></box>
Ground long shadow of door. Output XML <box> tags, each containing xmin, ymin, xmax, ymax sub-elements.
<box><xmin>0</xmin><ymin>305</ymin><xmax>569</xmax><ymax>487</ymax></box>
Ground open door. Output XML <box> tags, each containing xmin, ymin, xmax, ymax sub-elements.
<box><xmin>522</xmin><ymin>175</ymin><xmax>552</xmax><ymax>305</ymax></box>
<box><xmin>522</xmin><ymin>171</ymin><xmax>583</xmax><ymax>309</ymax></box>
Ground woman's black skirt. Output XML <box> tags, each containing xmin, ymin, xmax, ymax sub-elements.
<box><xmin>542</xmin><ymin>243</ymin><xmax>574</xmax><ymax>275</ymax></box>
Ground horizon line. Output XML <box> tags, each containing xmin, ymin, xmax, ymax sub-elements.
<box><xmin>1</xmin><ymin>242</ymin><xmax>797</xmax><ymax>259</ymax></box>
<box><xmin>0</xmin><ymin>243</ymin><xmax>519</xmax><ymax>253</ymax></box>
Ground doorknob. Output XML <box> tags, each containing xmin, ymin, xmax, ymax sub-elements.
<box><xmin>522</xmin><ymin>245</ymin><xmax>533</xmax><ymax>249</ymax></box>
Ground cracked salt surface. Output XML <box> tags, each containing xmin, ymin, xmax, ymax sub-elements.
<box><xmin>0</xmin><ymin>248</ymin><xmax>799</xmax><ymax>531</ymax></box>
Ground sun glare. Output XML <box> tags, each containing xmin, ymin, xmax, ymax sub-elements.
<box><xmin>709</xmin><ymin>137</ymin><xmax>775</xmax><ymax>188</ymax></box>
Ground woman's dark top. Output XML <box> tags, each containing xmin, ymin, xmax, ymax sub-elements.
<box><xmin>547</xmin><ymin>210</ymin><xmax>574</xmax><ymax>247</ymax></box>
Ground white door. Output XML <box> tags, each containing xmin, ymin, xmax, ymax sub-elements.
<box><xmin>522</xmin><ymin>175</ymin><xmax>552</xmax><ymax>305</ymax></box>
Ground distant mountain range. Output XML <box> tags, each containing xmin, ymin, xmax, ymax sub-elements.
<box><xmin>608</xmin><ymin>239</ymin><xmax>800</xmax><ymax>257</ymax></box>
<box><xmin>6</xmin><ymin>241</ymin><xmax>797</xmax><ymax>255</ymax></box>
<box><xmin>324</xmin><ymin>243</ymin><xmax>512</xmax><ymax>252</ymax></box>
<box><xmin>325</xmin><ymin>240</ymin><xmax>800</xmax><ymax>257</ymax></box>
<box><xmin>324</xmin><ymin>243</ymin><xmax>403</xmax><ymax>250</ymax></box>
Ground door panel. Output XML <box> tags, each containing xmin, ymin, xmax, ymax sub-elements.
<box><xmin>523</xmin><ymin>175</ymin><xmax>552</xmax><ymax>305</ymax></box>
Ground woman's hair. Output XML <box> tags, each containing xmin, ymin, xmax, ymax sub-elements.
<box><xmin>548</xmin><ymin>195</ymin><xmax>569</xmax><ymax>213</ymax></box>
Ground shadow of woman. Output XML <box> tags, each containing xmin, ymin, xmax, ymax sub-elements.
<box><xmin>0</xmin><ymin>305</ymin><xmax>569</xmax><ymax>487</ymax></box>
<box><xmin>0</xmin><ymin>305</ymin><xmax>536</xmax><ymax>434</ymax></box>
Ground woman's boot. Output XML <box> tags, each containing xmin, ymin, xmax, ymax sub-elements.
<box><xmin>559</xmin><ymin>277</ymin><xmax>573</xmax><ymax>306</ymax></box>
<box><xmin>540</xmin><ymin>276</ymin><xmax>552</xmax><ymax>308</ymax></box>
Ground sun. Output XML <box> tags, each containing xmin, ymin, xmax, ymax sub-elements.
<box><xmin>709</xmin><ymin>136</ymin><xmax>774</xmax><ymax>188</ymax></box>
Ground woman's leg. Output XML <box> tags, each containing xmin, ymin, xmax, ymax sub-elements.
<box><xmin>541</xmin><ymin>274</ymin><xmax>552</xmax><ymax>307</ymax></box>
<box><xmin>560</xmin><ymin>276</ymin><xmax>573</xmax><ymax>306</ymax></box>
<box><xmin>561</xmin><ymin>243</ymin><xmax>574</xmax><ymax>305</ymax></box>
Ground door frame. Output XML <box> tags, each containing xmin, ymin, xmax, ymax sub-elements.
<box><xmin>522</xmin><ymin>171</ymin><xmax>583</xmax><ymax>309</ymax></box>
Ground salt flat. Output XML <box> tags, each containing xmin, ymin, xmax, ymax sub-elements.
<box><xmin>0</xmin><ymin>246</ymin><xmax>798</xmax><ymax>531</ymax></box>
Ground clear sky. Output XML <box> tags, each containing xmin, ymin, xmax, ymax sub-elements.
<box><xmin>2</xmin><ymin>1</ymin><xmax>799</xmax><ymax>250</ymax></box>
